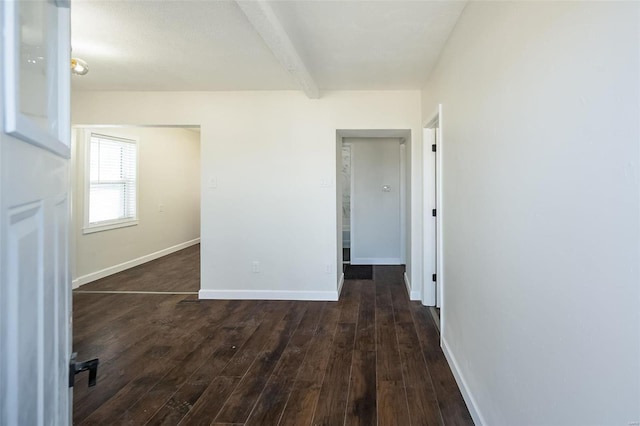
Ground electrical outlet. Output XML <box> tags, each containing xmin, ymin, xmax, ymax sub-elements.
<box><xmin>325</xmin><ymin>264</ymin><xmax>332</xmax><ymax>274</ymax></box>
<box><xmin>208</xmin><ymin>177</ymin><xmax>217</xmax><ymax>189</ymax></box>
<box><xmin>252</xmin><ymin>261</ymin><xmax>260</xmax><ymax>273</ymax></box>
<box><xmin>158</xmin><ymin>203</ymin><xmax>165</xmax><ymax>213</ymax></box>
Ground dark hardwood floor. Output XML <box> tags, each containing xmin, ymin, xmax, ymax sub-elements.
<box><xmin>72</xmin><ymin>247</ymin><xmax>473</xmax><ymax>425</ymax></box>
<box><xmin>75</xmin><ymin>244</ymin><xmax>200</xmax><ymax>293</ymax></box>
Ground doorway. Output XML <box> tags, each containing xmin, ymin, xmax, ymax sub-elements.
<box><xmin>423</xmin><ymin>105</ymin><xmax>443</xmax><ymax>326</ymax></box>
<box><xmin>336</xmin><ymin>129</ymin><xmax>412</xmax><ymax>293</ymax></box>
<box><xmin>70</xmin><ymin>125</ymin><xmax>201</xmax><ymax>294</ymax></box>
<box><xmin>347</xmin><ymin>137</ymin><xmax>404</xmax><ymax>265</ymax></box>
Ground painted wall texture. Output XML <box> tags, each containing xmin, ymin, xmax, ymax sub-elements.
<box><xmin>422</xmin><ymin>2</ymin><xmax>640</xmax><ymax>424</ymax></box>
<box><xmin>72</xmin><ymin>91</ymin><xmax>423</xmax><ymax>298</ymax></box>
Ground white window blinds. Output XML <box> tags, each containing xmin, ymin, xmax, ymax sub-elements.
<box><xmin>88</xmin><ymin>134</ymin><xmax>137</xmax><ymax>225</ymax></box>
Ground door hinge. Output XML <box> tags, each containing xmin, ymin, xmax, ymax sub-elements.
<box><xmin>432</xmin><ymin>209</ymin><xmax>436</xmax><ymax>217</ymax></box>
<box><xmin>69</xmin><ymin>352</ymin><xmax>99</xmax><ymax>388</ymax></box>
<box><xmin>432</xmin><ymin>144</ymin><xmax>436</xmax><ymax>152</ymax></box>
<box><xmin>432</xmin><ymin>274</ymin><xmax>437</xmax><ymax>282</ymax></box>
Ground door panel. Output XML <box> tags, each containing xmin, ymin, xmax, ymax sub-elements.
<box><xmin>350</xmin><ymin>139</ymin><xmax>402</xmax><ymax>265</ymax></box>
<box><xmin>7</xmin><ymin>203</ymin><xmax>44</xmax><ymax>425</ymax></box>
<box><xmin>2</xmin><ymin>143</ymin><xmax>71</xmax><ymax>425</ymax></box>
<box><xmin>1</xmin><ymin>0</ymin><xmax>72</xmax><ymax>424</ymax></box>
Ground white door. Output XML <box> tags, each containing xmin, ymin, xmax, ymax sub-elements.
<box><xmin>434</xmin><ymin>125</ymin><xmax>442</xmax><ymax>308</ymax></box>
<box><xmin>350</xmin><ymin>139</ymin><xmax>403</xmax><ymax>265</ymax></box>
<box><xmin>422</xmin><ymin>127</ymin><xmax>437</xmax><ymax>306</ymax></box>
<box><xmin>423</xmin><ymin>115</ymin><xmax>442</xmax><ymax>308</ymax></box>
<box><xmin>1</xmin><ymin>0</ymin><xmax>73</xmax><ymax>424</ymax></box>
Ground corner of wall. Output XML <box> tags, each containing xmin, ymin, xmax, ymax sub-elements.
<box><xmin>403</xmin><ymin>271</ymin><xmax>421</xmax><ymax>301</ymax></box>
<box><xmin>337</xmin><ymin>272</ymin><xmax>345</xmax><ymax>297</ymax></box>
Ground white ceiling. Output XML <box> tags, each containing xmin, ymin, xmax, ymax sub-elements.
<box><xmin>71</xmin><ymin>0</ymin><xmax>466</xmax><ymax>93</ymax></box>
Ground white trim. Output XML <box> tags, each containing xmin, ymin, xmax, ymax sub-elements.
<box><xmin>404</xmin><ymin>272</ymin><xmax>421</xmax><ymax>301</ymax></box>
<box><xmin>442</xmin><ymin>337</ymin><xmax>486</xmax><ymax>426</ymax></box>
<box><xmin>436</xmin><ymin>104</ymin><xmax>445</xmax><ymax>335</ymax></box>
<box><xmin>399</xmin><ymin>142</ymin><xmax>406</xmax><ymax>264</ymax></box>
<box><xmin>422</xmin><ymin>103</ymin><xmax>444</xmax><ymax>331</ymax></box>
<box><xmin>424</xmin><ymin>105</ymin><xmax>441</xmax><ymax>129</ymax></box>
<box><xmin>336</xmin><ymin>129</ymin><xmax>411</xmax><ymax>139</ymax></box>
<box><xmin>82</xmin><ymin>219</ymin><xmax>138</xmax><ymax>234</ymax></box>
<box><xmin>199</xmin><ymin>289</ymin><xmax>340</xmax><ymax>301</ymax></box>
<box><xmin>337</xmin><ymin>272</ymin><xmax>345</xmax><ymax>297</ymax></box>
<box><xmin>351</xmin><ymin>257</ymin><xmax>402</xmax><ymax>265</ymax></box>
<box><xmin>72</xmin><ymin>124</ymin><xmax>201</xmax><ymax>129</ymax></box>
<box><xmin>422</xmin><ymin>126</ymin><xmax>436</xmax><ymax>306</ymax></box>
<box><xmin>72</xmin><ymin>238</ymin><xmax>200</xmax><ymax>288</ymax></box>
<box><xmin>73</xmin><ymin>290</ymin><xmax>198</xmax><ymax>295</ymax></box>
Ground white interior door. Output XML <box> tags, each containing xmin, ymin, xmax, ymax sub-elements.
<box><xmin>350</xmin><ymin>139</ymin><xmax>403</xmax><ymax>265</ymax></box>
<box><xmin>423</xmin><ymin>113</ymin><xmax>443</xmax><ymax>308</ymax></box>
<box><xmin>422</xmin><ymin>127</ymin><xmax>437</xmax><ymax>306</ymax></box>
<box><xmin>435</xmin><ymin>125</ymin><xmax>442</xmax><ymax>308</ymax></box>
<box><xmin>1</xmin><ymin>1</ymin><xmax>73</xmax><ymax>424</ymax></box>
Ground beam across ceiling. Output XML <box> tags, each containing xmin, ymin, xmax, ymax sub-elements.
<box><xmin>235</xmin><ymin>0</ymin><xmax>320</xmax><ymax>99</ymax></box>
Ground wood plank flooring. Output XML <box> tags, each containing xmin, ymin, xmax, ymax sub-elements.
<box><xmin>75</xmin><ymin>244</ymin><xmax>200</xmax><ymax>293</ymax></box>
<box><xmin>72</xmin><ymin>247</ymin><xmax>473</xmax><ymax>425</ymax></box>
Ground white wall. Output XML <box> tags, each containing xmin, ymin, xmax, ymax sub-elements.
<box><xmin>348</xmin><ymin>138</ymin><xmax>402</xmax><ymax>264</ymax></box>
<box><xmin>72</xmin><ymin>91</ymin><xmax>423</xmax><ymax>299</ymax></box>
<box><xmin>422</xmin><ymin>2</ymin><xmax>640</xmax><ymax>424</ymax></box>
<box><xmin>72</xmin><ymin>126</ymin><xmax>201</xmax><ymax>286</ymax></box>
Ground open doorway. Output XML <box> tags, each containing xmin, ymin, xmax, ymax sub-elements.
<box><xmin>336</xmin><ymin>129</ymin><xmax>411</xmax><ymax>292</ymax></box>
<box><xmin>70</xmin><ymin>125</ymin><xmax>201</xmax><ymax>294</ymax></box>
<box><xmin>424</xmin><ymin>105</ymin><xmax>443</xmax><ymax>329</ymax></box>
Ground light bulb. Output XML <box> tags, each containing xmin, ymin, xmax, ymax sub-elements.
<box><xmin>71</xmin><ymin>58</ymin><xmax>89</xmax><ymax>75</ymax></box>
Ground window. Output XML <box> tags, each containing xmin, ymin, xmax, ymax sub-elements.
<box><xmin>84</xmin><ymin>133</ymin><xmax>138</xmax><ymax>233</ymax></box>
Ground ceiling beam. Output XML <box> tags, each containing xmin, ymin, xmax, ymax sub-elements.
<box><xmin>235</xmin><ymin>0</ymin><xmax>320</xmax><ymax>99</ymax></box>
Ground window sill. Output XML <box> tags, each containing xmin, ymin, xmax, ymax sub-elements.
<box><xmin>83</xmin><ymin>220</ymin><xmax>139</xmax><ymax>235</ymax></box>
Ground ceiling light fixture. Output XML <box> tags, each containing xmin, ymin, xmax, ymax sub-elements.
<box><xmin>71</xmin><ymin>58</ymin><xmax>89</xmax><ymax>75</ymax></box>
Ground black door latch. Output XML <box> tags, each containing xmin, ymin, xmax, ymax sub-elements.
<box><xmin>69</xmin><ymin>352</ymin><xmax>99</xmax><ymax>388</ymax></box>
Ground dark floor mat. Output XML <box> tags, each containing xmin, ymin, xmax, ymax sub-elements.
<box><xmin>344</xmin><ymin>264</ymin><xmax>373</xmax><ymax>280</ymax></box>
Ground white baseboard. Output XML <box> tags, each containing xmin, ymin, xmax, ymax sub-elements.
<box><xmin>72</xmin><ymin>238</ymin><xmax>200</xmax><ymax>289</ymax></box>
<box><xmin>403</xmin><ymin>272</ymin><xmax>421</xmax><ymax>301</ymax></box>
<box><xmin>198</xmin><ymin>289</ymin><xmax>340</xmax><ymax>301</ymax></box>
<box><xmin>351</xmin><ymin>257</ymin><xmax>402</xmax><ymax>265</ymax></box>
<box><xmin>442</xmin><ymin>337</ymin><xmax>485</xmax><ymax>426</ymax></box>
<box><xmin>337</xmin><ymin>273</ymin><xmax>344</xmax><ymax>297</ymax></box>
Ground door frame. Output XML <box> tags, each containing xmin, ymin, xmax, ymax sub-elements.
<box><xmin>349</xmin><ymin>137</ymin><xmax>406</xmax><ymax>266</ymax></box>
<box><xmin>423</xmin><ymin>105</ymin><xmax>444</xmax><ymax>316</ymax></box>
<box><xmin>69</xmin><ymin>124</ymin><xmax>201</xmax><ymax>289</ymax></box>
<box><xmin>335</xmin><ymin>129</ymin><xmax>415</xmax><ymax>297</ymax></box>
